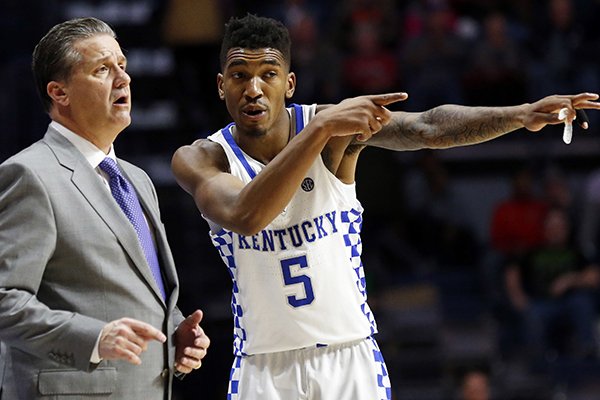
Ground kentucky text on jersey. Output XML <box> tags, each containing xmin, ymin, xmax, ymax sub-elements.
<box><xmin>236</xmin><ymin>211</ymin><xmax>338</xmax><ymax>251</ymax></box>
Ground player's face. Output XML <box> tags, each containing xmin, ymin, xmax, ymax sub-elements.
<box><xmin>218</xmin><ymin>47</ymin><xmax>295</xmax><ymax>136</ymax></box>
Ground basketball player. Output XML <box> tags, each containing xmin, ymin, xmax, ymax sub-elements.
<box><xmin>171</xmin><ymin>14</ymin><xmax>600</xmax><ymax>400</ymax></box>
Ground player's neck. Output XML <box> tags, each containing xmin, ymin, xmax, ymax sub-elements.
<box><xmin>235</xmin><ymin>110</ymin><xmax>292</xmax><ymax>164</ymax></box>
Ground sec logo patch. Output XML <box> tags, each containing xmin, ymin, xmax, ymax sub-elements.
<box><xmin>301</xmin><ymin>177</ymin><xmax>314</xmax><ymax>192</ymax></box>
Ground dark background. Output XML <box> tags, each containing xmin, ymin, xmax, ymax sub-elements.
<box><xmin>2</xmin><ymin>1</ymin><xmax>600</xmax><ymax>399</ymax></box>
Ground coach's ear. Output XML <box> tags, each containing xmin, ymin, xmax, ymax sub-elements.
<box><xmin>48</xmin><ymin>81</ymin><xmax>69</xmax><ymax>106</ymax></box>
<box><xmin>285</xmin><ymin>72</ymin><xmax>296</xmax><ymax>99</ymax></box>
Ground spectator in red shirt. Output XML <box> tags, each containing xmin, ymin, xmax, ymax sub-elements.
<box><xmin>491</xmin><ymin>167</ymin><xmax>548</xmax><ymax>259</ymax></box>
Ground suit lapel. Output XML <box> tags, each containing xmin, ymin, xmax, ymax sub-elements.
<box><xmin>43</xmin><ymin>129</ymin><xmax>167</xmax><ymax>305</ymax></box>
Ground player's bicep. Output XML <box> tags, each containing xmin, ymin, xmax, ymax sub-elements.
<box><xmin>192</xmin><ymin>171</ymin><xmax>247</xmax><ymax>228</ymax></box>
<box><xmin>171</xmin><ymin>141</ymin><xmax>246</xmax><ymax>227</ymax></box>
<box><xmin>172</xmin><ymin>141</ymin><xmax>224</xmax><ymax>194</ymax></box>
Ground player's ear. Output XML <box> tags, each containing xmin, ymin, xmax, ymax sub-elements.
<box><xmin>285</xmin><ymin>72</ymin><xmax>296</xmax><ymax>99</ymax></box>
<box><xmin>217</xmin><ymin>74</ymin><xmax>225</xmax><ymax>100</ymax></box>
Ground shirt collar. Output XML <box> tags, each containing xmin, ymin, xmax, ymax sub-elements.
<box><xmin>50</xmin><ymin>121</ymin><xmax>117</xmax><ymax>168</ymax></box>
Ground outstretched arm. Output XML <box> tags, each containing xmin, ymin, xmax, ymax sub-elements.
<box><xmin>367</xmin><ymin>93</ymin><xmax>600</xmax><ymax>151</ymax></box>
<box><xmin>172</xmin><ymin>93</ymin><xmax>407</xmax><ymax>236</ymax></box>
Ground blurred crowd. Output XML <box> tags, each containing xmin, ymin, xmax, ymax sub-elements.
<box><xmin>3</xmin><ymin>0</ymin><xmax>600</xmax><ymax>151</ymax></box>
<box><xmin>2</xmin><ymin>0</ymin><xmax>600</xmax><ymax>399</ymax></box>
<box><xmin>163</xmin><ymin>0</ymin><xmax>600</xmax><ymax>134</ymax></box>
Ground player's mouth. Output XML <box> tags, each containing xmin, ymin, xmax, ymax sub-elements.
<box><xmin>241</xmin><ymin>106</ymin><xmax>267</xmax><ymax>121</ymax></box>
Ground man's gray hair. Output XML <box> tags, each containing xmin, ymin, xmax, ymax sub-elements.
<box><xmin>32</xmin><ymin>17</ymin><xmax>116</xmax><ymax>113</ymax></box>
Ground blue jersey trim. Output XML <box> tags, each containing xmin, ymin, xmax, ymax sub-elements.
<box><xmin>290</xmin><ymin>103</ymin><xmax>305</xmax><ymax>134</ymax></box>
<box><xmin>221</xmin><ymin>123</ymin><xmax>257</xmax><ymax>180</ymax></box>
<box><xmin>222</xmin><ymin>105</ymin><xmax>304</xmax><ymax>180</ymax></box>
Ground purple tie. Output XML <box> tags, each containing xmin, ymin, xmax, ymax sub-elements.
<box><xmin>99</xmin><ymin>157</ymin><xmax>166</xmax><ymax>300</ymax></box>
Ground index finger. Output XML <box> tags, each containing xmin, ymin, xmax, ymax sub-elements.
<box><xmin>568</xmin><ymin>92</ymin><xmax>599</xmax><ymax>103</ymax></box>
<box><xmin>124</xmin><ymin>318</ymin><xmax>167</xmax><ymax>343</ymax></box>
<box><xmin>565</xmin><ymin>92</ymin><xmax>600</xmax><ymax>109</ymax></box>
<box><xmin>369</xmin><ymin>92</ymin><xmax>408</xmax><ymax>107</ymax></box>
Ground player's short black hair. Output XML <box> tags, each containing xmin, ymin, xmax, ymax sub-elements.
<box><xmin>220</xmin><ymin>14</ymin><xmax>291</xmax><ymax>69</ymax></box>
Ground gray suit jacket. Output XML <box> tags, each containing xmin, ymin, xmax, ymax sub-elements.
<box><xmin>0</xmin><ymin>126</ymin><xmax>185</xmax><ymax>399</ymax></box>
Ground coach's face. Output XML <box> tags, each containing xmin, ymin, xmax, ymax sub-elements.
<box><xmin>48</xmin><ymin>34</ymin><xmax>131</xmax><ymax>152</ymax></box>
<box><xmin>218</xmin><ymin>47</ymin><xmax>295</xmax><ymax>137</ymax></box>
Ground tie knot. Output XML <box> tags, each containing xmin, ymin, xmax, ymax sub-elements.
<box><xmin>98</xmin><ymin>157</ymin><xmax>121</xmax><ymax>179</ymax></box>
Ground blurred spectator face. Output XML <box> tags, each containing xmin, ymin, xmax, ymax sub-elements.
<box><xmin>485</xmin><ymin>12</ymin><xmax>507</xmax><ymax>47</ymax></box>
<box><xmin>290</xmin><ymin>15</ymin><xmax>317</xmax><ymax>46</ymax></box>
<box><xmin>544</xmin><ymin>176</ymin><xmax>572</xmax><ymax>209</ymax></box>
<box><xmin>513</xmin><ymin>169</ymin><xmax>534</xmax><ymax>198</ymax></box>
<box><xmin>354</xmin><ymin>22</ymin><xmax>381</xmax><ymax>53</ymax></box>
<box><xmin>461</xmin><ymin>371</ymin><xmax>490</xmax><ymax>400</ymax></box>
<box><xmin>543</xmin><ymin>209</ymin><xmax>570</xmax><ymax>246</ymax></box>
<box><xmin>550</xmin><ymin>0</ymin><xmax>573</xmax><ymax>29</ymax></box>
<box><xmin>424</xmin><ymin>0</ymin><xmax>454</xmax><ymax>36</ymax></box>
<box><xmin>428</xmin><ymin>9</ymin><xmax>450</xmax><ymax>34</ymax></box>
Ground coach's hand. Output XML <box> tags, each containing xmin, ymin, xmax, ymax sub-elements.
<box><xmin>174</xmin><ymin>310</ymin><xmax>210</xmax><ymax>374</ymax></box>
<box><xmin>98</xmin><ymin>318</ymin><xmax>166</xmax><ymax>365</ymax></box>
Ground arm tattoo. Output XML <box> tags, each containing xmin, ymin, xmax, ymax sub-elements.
<box><xmin>321</xmin><ymin>142</ymin><xmax>365</xmax><ymax>175</ymax></box>
<box><xmin>371</xmin><ymin>105</ymin><xmax>524</xmax><ymax>151</ymax></box>
<box><xmin>345</xmin><ymin>143</ymin><xmax>366</xmax><ymax>155</ymax></box>
<box><xmin>421</xmin><ymin>106</ymin><xmax>520</xmax><ymax>148</ymax></box>
<box><xmin>321</xmin><ymin>146</ymin><xmax>334</xmax><ymax>172</ymax></box>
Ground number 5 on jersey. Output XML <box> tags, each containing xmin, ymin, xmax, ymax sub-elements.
<box><xmin>280</xmin><ymin>256</ymin><xmax>315</xmax><ymax>307</ymax></box>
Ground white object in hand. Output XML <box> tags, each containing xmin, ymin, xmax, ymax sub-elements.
<box><xmin>558</xmin><ymin>108</ymin><xmax>574</xmax><ymax>144</ymax></box>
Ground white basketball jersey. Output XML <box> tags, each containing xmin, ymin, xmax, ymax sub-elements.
<box><xmin>207</xmin><ymin>104</ymin><xmax>377</xmax><ymax>356</ymax></box>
